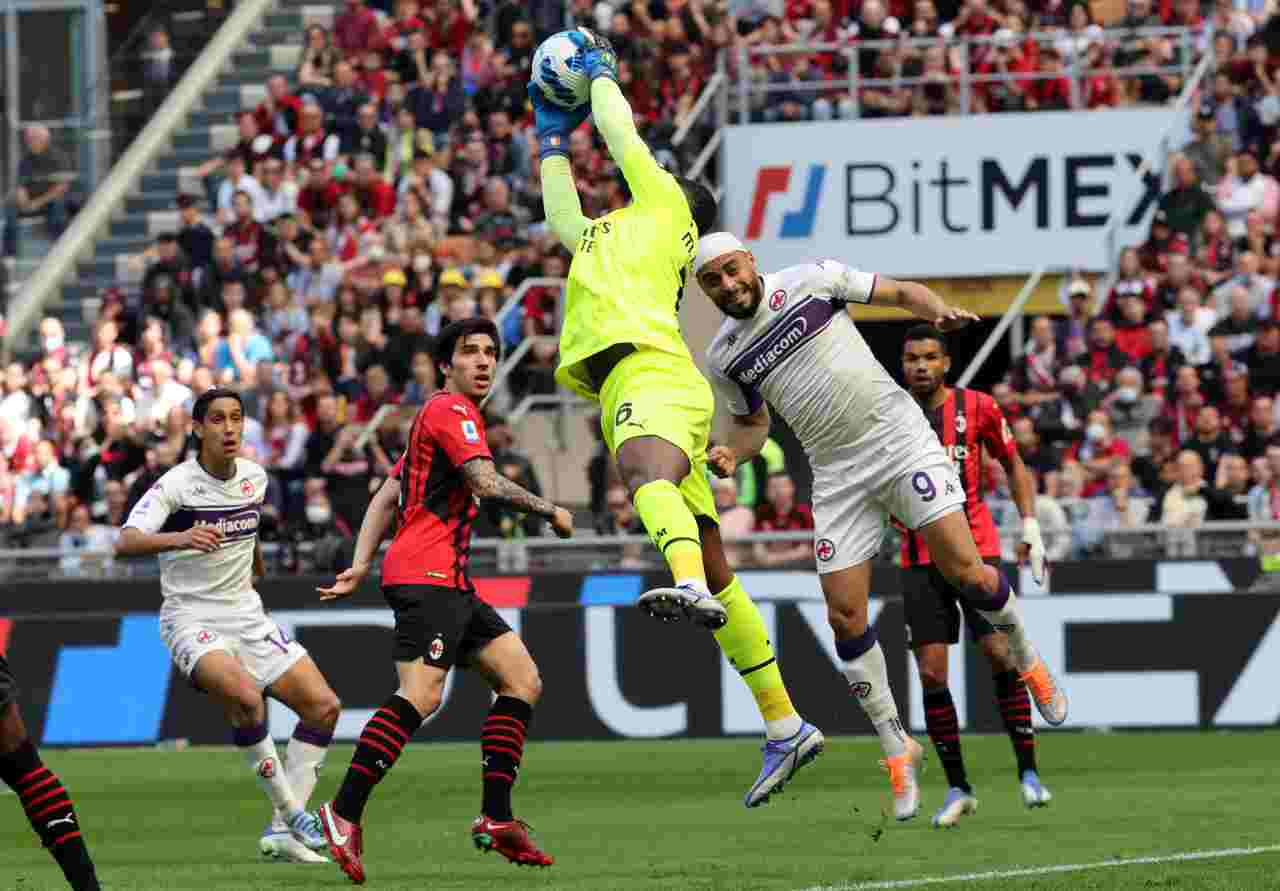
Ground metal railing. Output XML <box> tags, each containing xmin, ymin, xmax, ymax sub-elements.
<box><xmin>4</xmin><ymin>518</ymin><xmax>1277</xmax><ymax>580</ymax></box>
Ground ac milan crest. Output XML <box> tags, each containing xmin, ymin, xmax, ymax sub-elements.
<box><xmin>429</xmin><ymin>635</ymin><xmax>445</xmax><ymax>661</ymax></box>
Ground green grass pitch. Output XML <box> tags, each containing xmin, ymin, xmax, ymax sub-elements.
<box><xmin>3</xmin><ymin>731</ymin><xmax>1277</xmax><ymax>890</ymax></box>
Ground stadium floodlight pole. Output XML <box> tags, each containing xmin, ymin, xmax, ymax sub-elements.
<box><xmin>955</xmin><ymin>263</ymin><xmax>1047</xmax><ymax>389</ymax></box>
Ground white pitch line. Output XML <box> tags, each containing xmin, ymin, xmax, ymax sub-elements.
<box><xmin>799</xmin><ymin>845</ymin><xmax>1280</xmax><ymax>891</ymax></box>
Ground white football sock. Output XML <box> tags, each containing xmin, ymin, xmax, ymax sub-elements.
<box><xmin>240</xmin><ymin>735</ymin><xmax>302</xmax><ymax>818</ymax></box>
<box><xmin>765</xmin><ymin>714</ymin><xmax>804</xmax><ymax>740</ymax></box>
<box><xmin>973</xmin><ymin>591</ymin><xmax>1036</xmax><ymax>672</ymax></box>
<box><xmin>842</xmin><ymin>641</ymin><xmax>908</xmax><ymax>758</ymax></box>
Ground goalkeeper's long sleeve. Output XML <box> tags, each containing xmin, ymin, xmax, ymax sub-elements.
<box><xmin>541</xmin><ymin>154</ymin><xmax>589</xmax><ymax>253</ymax></box>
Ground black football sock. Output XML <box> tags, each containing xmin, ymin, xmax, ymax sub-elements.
<box><xmin>332</xmin><ymin>694</ymin><xmax>422</xmax><ymax>824</ymax></box>
<box><xmin>994</xmin><ymin>670</ymin><xmax>1038</xmax><ymax>776</ymax></box>
<box><xmin>480</xmin><ymin>696</ymin><xmax>533</xmax><ymax>822</ymax></box>
<box><xmin>1</xmin><ymin>740</ymin><xmax>100</xmax><ymax>890</ymax></box>
<box><xmin>922</xmin><ymin>687</ymin><xmax>970</xmax><ymax>794</ymax></box>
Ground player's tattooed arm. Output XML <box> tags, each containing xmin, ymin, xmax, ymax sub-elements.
<box><xmin>461</xmin><ymin>458</ymin><xmax>575</xmax><ymax>537</ymax></box>
<box><xmin>462</xmin><ymin>457</ymin><xmax>557</xmax><ymax>517</ymax></box>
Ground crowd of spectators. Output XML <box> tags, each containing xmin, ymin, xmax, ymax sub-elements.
<box><xmin>5</xmin><ymin>0</ymin><xmax>1280</xmax><ymax>573</ymax></box>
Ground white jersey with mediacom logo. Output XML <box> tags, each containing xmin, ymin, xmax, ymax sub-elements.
<box><xmin>704</xmin><ymin>259</ymin><xmax>963</xmax><ymax>571</ymax></box>
<box><xmin>123</xmin><ymin>457</ymin><xmax>268</xmax><ymax>606</ymax></box>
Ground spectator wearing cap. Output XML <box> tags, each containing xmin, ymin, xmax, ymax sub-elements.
<box><xmin>1166</xmin><ymin>286</ymin><xmax>1215</xmax><ymax>365</ymax></box>
<box><xmin>1139</xmin><ymin>209</ymin><xmax>1191</xmax><ymax>274</ymax></box>
<box><xmin>214</xmin><ymin>153</ymin><xmax>267</xmax><ymax>227</ymax></box>
<box><xmin>334</xmin><ymin>0</ymin><xmax>381</xmax><ymax>59</ymax></box>
<box><xmin>1112</xmin><ymin>292</ymin><xmax>1153</xmax><ymax>361</ymax></box>
<box><xmin>432</xmin><ymin>268</ymin><xmax>478</xmax><ymax>335</ymax></box>
<box><xmin>1057</xmin><ymin>277</ymin><xmax>1093</xmax><ymax>361</ymax></box>
<box><xmin>176</xmin><ymin>194</ymin><xmax>216</xmax><ymax>274</ymax></box>
<box><xmin>285</xmin><ymin>101</ymin><xmax>341</xmax><ymax>166</ymax></box>
<box><xmin>340</xmin><ymin>103</ymin><xmax>388</xmax><ymax>169</ymax></box>
<box><xmin>1243</xmin><ymin>318</ymin><xmax>1280</xmax><ymax>394</ymax></box>
<box><xmin>1218</xmin><ymin>150</ymin><xmax>1270</xmax><ymax>240</ymax></box>
<box><xmin>1159</xmin><ymin>155</ymin><xmax>1218</xmax><ymax>243</ymax></box>
<box><xmin>1186</xmin><ymin>104</ymin><xmax>1233</xmax><ymax>188</ymax></box>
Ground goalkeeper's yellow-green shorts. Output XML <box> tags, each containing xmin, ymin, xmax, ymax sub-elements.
<box><xmin>598</xmin><ymin>348</ymin><xmax>718</xmax><ymax>522</ymax></box>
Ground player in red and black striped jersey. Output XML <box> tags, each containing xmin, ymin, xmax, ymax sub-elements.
<box><xmin>316</xmin><ymin>319</ymin><xmax>575</xmax><ymax>882</ymax></box>
<box><xmin>900</xmin><ymin>325</ymin><xmax>1053</xmax><ymax>827</ymax></box>
<box><xmin>0</xmin><ymin>657</ymin><xmax>101</xmax><ymax>889</ymax></box>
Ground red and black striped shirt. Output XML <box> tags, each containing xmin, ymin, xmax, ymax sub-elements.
<box><xmin>901</xmin><ymin>387</ymin><xmax>1014</xmax><ymax>567</ymax></box>
<box><xmin>382</xmin><ymin>391</ymin><xmax>491</xmax><ymax>590</ymax></box>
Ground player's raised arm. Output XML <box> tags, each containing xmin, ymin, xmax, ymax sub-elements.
<box><xmin>530</xmin><ymin>81</ymin><xmax>592</xmax><ymax>252</ymax></box>
<box><xmin>318</xmin><ymin>472</ymin><xmax>401</xmax><ymax>600</ymax></box>
<box><xmin>459</xmin><ymin>456</ymin><xmax>574</xmax><ymax>538</ymax></box>
<box><xmin>821</xmin><ymin>258</ymin><xmax>979</xmax><ymax>331</ymax></box>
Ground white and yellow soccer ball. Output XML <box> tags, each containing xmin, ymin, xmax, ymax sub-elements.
<box><xmin>531</xmin><ymin>30</ymin><xmax>590</xmax><ymax>109</ymax></box>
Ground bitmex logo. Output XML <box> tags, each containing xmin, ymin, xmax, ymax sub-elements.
<box><xmin>746</xmin><ymin>164</ymin><xmax>826</xmax><ymax>240</ymax></box>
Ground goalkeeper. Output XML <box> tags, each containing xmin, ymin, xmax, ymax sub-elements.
<box><xmin>529</xmin><ymin>29</ymin><xmax>822</xmax><ymax>808</ymax></box>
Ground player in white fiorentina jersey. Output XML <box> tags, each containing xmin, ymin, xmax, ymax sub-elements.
<box><xmin>116</xmin><ymin>388</ymin><xmax>338</xmax><ymax>863</ymax></box>
<box><xmin>692</xmin><ymin>233</ymin><xmax>1067</xmax><ymax>822</ymax></box>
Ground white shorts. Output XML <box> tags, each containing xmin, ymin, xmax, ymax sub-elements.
<box><xmin>159</xmin><ymin>598</ymin><xmax>307</xmax><ymax>690</ymax></box>
<box><xmin>811</xmin><ymin>453</ymin><xmax>964</xmax><ymax>574</ymax></box>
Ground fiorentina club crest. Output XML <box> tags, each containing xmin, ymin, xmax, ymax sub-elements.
<box><xmin>196</xmin><ymin>630</ymin><xmax>214</xmax><ymax>644</ymax></box>
<box><xmin>429</xmin><ymin>635</ymin><xmax>445</xmax><ymax>661</ymax></box>
<box><xmin>259</xmin><ymin>757</ymin><xmax>276</xmax><ymax>779</ymax></box>
<box><xmin>849</xmin><ymin>681</ymin><xmax>872</xmax><ymax>699</ymax></box>
<box><xmin>241</xmin><ymin>479</ymin><xmax>254</xmax><ymax>497</ymax></box>
<box><xmin>815</xmin><ymin>538</ymin><xmax>836</xmax><ymax>562</ymax></box>
<box><xmin>768</xmin><ymin>289</ymin><xmax>787</xmax><ymax>311</ymax></box>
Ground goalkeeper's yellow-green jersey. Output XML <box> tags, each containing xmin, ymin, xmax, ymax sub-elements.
<box><xmin>540</xmin><ymin>78</ymin><xmax>699</xmax><ymax>400</ymax></box>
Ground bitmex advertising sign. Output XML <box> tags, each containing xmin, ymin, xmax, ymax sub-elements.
<box><xmin>2</xmin><ymin>566</ymin><xmax>1277</xmax><ymax>746</ymax></box>
<box><xmin>723</xmin><ymin>109</ymin><xmax>1180</xmax><ymax>277</ymax></box>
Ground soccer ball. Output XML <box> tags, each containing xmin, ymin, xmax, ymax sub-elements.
<box><xmin>531</xmin><ymin>31</ymin><xmax>589</xmax><ymax>109</ymax></box>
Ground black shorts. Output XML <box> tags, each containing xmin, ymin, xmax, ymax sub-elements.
<box><xmin>384</xmin><ymin>584</ymin><xmax>512</xmax><ymax>668</ymax></box>
<box><xmin>0</xmin><ymin>653</ymin><xmax>18</xmax><ymax>710</ymax></box>
<box><xmin>901</xmin><ymin>557</ymin><xmax>1002</xmax><ymax>647</ymax></box>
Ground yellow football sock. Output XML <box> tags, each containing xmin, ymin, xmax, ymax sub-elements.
<box><xmin>713</xmin><ymin>576</ymin><xmax>798</xmax><ymax>723</ymax></box>
<box><xmin>632</xmin><ymin>480</ymin><xmax>706</xmax><ymax>586</ymax></box>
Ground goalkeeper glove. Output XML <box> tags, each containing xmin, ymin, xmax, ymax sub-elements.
<box><xmin>527</xmin><ymin>81</ymin><xmax>591</xmax><ymax>160</ymax></box>
<box><xmin>569</xmin><ymin>27</ymin><xmax>619</xmax><ymax>83</ymax></box>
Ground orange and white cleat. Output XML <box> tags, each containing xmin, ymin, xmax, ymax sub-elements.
<box><xmin>318</xmin><ymin>802</ymin><xmax>365</xmax><ymax>885</ymax></box>
<box><xmin>879</xmin><ymin>737</ymin><xmax>925</xmax><ymax>821</ymax></box>
<box><xmin>471</xmin><ymin>815</ymin><xmax>554</xmax><ymax>867</ymax></box>
<box><xmin>1020</xmin><ymin>658</ymin><xmax>1068</xmax><ymax>726</ymax></box>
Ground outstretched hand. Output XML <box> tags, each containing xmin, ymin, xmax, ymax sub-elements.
<box><xmin>934</xmin><ymin>306</ymin><xmax>980</xmax><ymax>332</ymax></box>
<box><xmin>317</xmin><ymin>563</ymin><xmax>369</xmax><ymax>602</ymax></box>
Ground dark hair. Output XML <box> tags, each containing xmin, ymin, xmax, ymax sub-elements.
<box><xmin>904</xmin><ymin>324</ymin><xmax>948</xmax><ymax>354</ymax></box>
<box><xmin>192</xmin><ymin>387</ymin><xmax>243</xmax><ymax>422</ymax></box>
<box><xmin>435</xmin><ymin>318</ymin><xmax>501</xmax><ymax>370</ymax></box>
<box><xmin>676</xmin><ymin>176</ymin><xmax>718</xmax><ymax>235</ymax></box>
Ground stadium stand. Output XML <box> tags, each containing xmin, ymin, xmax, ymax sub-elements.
<box><xmin>1</xmin><ymin>0</ymin><xmax>1278</xmax><ymax>573</ymax></box>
